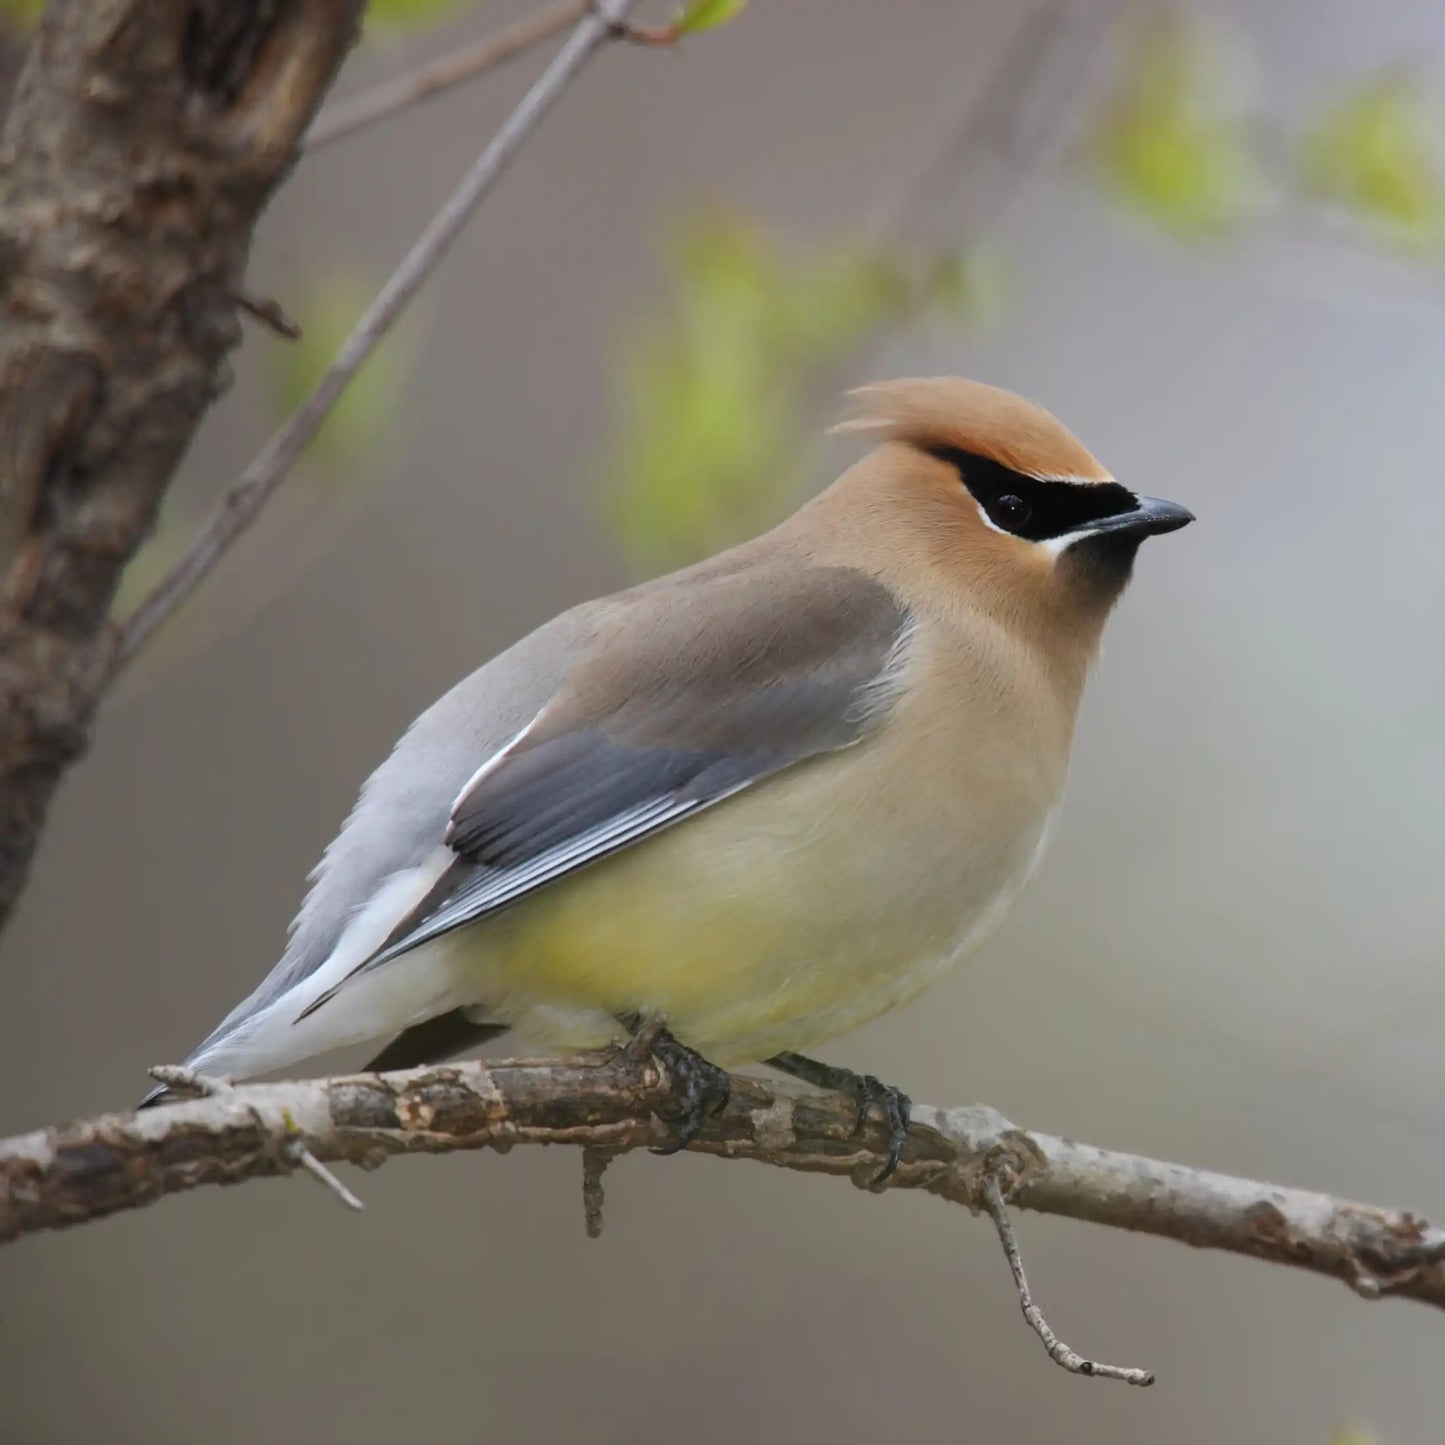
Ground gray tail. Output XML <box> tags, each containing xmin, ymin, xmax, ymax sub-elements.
<box><xmin>137</xmin><ymin>1010</ymin><xmax>510</xmax><ymax>1105</ymax></box>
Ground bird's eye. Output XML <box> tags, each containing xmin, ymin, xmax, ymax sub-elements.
<box><xmin>995</xmin><ymin>494</ymin><xmax>1031</xmax><ymax>530</ymax></box>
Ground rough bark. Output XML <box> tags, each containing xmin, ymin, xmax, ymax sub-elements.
<box><xmin>0</xmin><ymin>0</ymin><xmax>364</xmax><ymax>933</ymax></box>
<box><xmin>3</xmin><ymin>1053</ymin><xmax>1443</xmax><ymax>1313</ymax></box>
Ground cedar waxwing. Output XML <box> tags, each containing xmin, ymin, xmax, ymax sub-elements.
<box><xmin>144</xmin><ymin>377</ymin><xmax>1192</xmax><ymax>1177</ymax></box>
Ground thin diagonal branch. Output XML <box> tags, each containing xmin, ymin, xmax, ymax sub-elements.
<box><xmin>3</xmin><ymin>1056</ymin><xmax>1443</xmax><ymax>1327</ymax></box>
<box><xmin>117</xmin><ymin>0</ymin><xmax>644</xmax><ymax>669</ymax></box>
<box><xmin>306</xmin><ymin>0</ymin><xmax>588</xmax><ymax>152</ymax></box>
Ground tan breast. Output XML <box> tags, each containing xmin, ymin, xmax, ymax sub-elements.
<box><xmin>467</xmin><ymin>595</ymin><xmax>1077</xmax><ymax>1063</ymax></box>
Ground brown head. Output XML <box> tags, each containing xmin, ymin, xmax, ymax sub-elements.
<box><xmin>820</xmin><ymin>377</ymin><xmax>1192</xmax><ymax>652</ymax></box>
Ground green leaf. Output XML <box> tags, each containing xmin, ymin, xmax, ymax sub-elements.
<box><xmin>674</xmin><ymin>0</ymin><xmax>748</xmax><ymax>37</ymax></box>
<box><xmin>1090</xmin><ymin>8</ymin><xmax>1263</xmax><ymax>238</ymax></box>
<box><xmin>1302</xmin><ymin>70</ymin><xmax>1445</xmax><ymax>252</ymax></box>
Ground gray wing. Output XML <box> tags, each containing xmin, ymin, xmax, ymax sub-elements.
<box><xmin>300</xmin><ymin>563</ymin><xmax>911</xmax><ymax>1016</ymax></box>
<box><xmin>188</xmin><ymin>604</ymin><xmax>602</xmax><ymax>1053</ymax></box>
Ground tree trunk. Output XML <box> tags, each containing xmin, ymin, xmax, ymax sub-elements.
<box><xmin>0</xmin><ymin>0</ymin><xmax>363</xmax><ymax>936</ymax></box>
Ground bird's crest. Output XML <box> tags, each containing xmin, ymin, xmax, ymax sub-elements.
<box><xmin>834</xmin><ymin>377</ymin><xmax>1112</xmax><ymax>483</ymax></box>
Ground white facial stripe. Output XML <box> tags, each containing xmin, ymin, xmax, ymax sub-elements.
<box><xmin>1039</xmin><ymin>527</ymin><xmax>1101</xmax><ymax>557</ymax></box>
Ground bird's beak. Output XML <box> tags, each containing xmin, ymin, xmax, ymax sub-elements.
<box><xmin>1080</xmin><ymin>494</ymin><xmax>1195</xmax><ymax>541</ymax></box>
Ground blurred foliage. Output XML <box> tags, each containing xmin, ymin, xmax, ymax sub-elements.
<box><xmin>10</xmin><ymin>0</ymin><xmax>1445</xmax><ymax>580</ymax></box>
<box><xmin>0</xmin><ymin>0</ymin><xmax>44</xmax><ymax>31</ymax></box>
<box><xmin>601</xmin><ymin>210</ymin><xmax>1004</xmax><ymax>571</ymax></box>
<box><xmin>365</xmin><ymin>0</ymin><xmax>476</xmax><ymax>39</ymax></box>
<box><xmin>604</xmin><ymin>5</ymin><xmax>1445</xmax><ymax>570</ymax></box>
<box><xmin>1089</xmin><ymin>7</ymin><xmax>1263</xmax><ymax>237</ymax></box>
<box><xmin>1302</xmin><ymin>70</ymin><xmax>1445</xmax><ymax>252</ymax></box>
<box><xmin>674</xmin><ymin>0</ymin><xmax>749</xmax><ymax>38</ymax></box>
<box><xmin>1331</xmin><ymin>1427</ymin><xmax>1385</xmax><ymax>1445</ymax></box>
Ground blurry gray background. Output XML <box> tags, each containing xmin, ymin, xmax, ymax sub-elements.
<box><xmin>4</xmin><ymin>1</ymin><xmax>1445</xmax><ymax>1441</ymax></box>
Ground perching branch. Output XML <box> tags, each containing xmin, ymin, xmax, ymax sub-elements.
<box><xmin>116</xmin><ymin>0</ymin><xmax>643</xmax><ymax>669</ymax></box>
<box><xmin>0</xmin><ymin>0</ymin><xmax>364</xmax><ymax>939</ymax></box>
<box><xmin>4</xmin><ymin>1056</ymin><xmax>1443</xmax><ymax>1344</ymax></box>
<box><xmin>306</xmin><ymin>0</ymin><xmax>589</xmax><ymax>152</ymax></box>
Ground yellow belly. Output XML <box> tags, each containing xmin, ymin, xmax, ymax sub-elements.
<box><xmin>451</xmin><ymin>727</ymin><xmax>1059</xmax><ymax>1064</ymax></box>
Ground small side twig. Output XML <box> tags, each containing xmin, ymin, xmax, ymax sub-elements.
<box><xmin>607</xmin><ymin>21</ymin><xmax>683</xmax><ymax>47</ymax></box>
<box><xmin>306</xmin><ymin>0</ymin><xmax>588</xmax><ymax>152</ymax></box>
<box><xmin>981</xmin><ymin>1171</ymin><xmax>1154</xmax><ymax>1387</ymax></box>
<box><xmin>147</xmin><ymin>1065</ymin><xmax>364</xmax><ymax>1214</ymax></box>
<box><xmin>281</xmin><ymin>1125</ymin><xmax>366</xmax><ymax>1212</ymax></box>
<box><xmin>230</xmin><ymin>290</ymin><xmax>302</xmax><ymax>341</ymax></box>
<box><xmin>581</xmin><ymin>1146</ymin><xmax>611</xmax><ymax>1238</ymax></box>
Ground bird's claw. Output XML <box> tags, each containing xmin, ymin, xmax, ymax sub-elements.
<box><xmin>766</xmin><ymin>1051</ymin><xmax>913</xmax><ymax>1185</ymax></box>
<box><xmin>645</xmin><ymin>1029</ymin><xmax>731</xmax><ymax>1154</ymax></box>
<box><xmin>849</xmin><ymin>1073</ymin><xmax>912</xmax><ymax>1185</ymax></box>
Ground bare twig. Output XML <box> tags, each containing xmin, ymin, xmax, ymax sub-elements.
<box><xmin>4</xmin><ymin>1057</ymin><xmax>1445</xmax><ymax>1342</ymax></box>
<box><xmin>306</xmin><ymin>0</ymin><xmax>588</xmax><ymax>152</ymax></box>
<box><xmin>581</xmin><ymin>1146</ymin><xmax>611</xmax><ymax>1238</ymax></box>
<box><xmin>282</xmin><ymin>1134</ymin><xmax>367</xmax><ymax>1213</ymax></box>
<box><xmin>230</xmin><ymin>290</ymin><xmax>303</xmax><ymax>341</ymax></box>
<box><xmin>117</xmin><ymin>0</ymin><xmax>644</xmax><ymax>669</ymax></box>
<box><xmin>981</xmin><ymin>1171</ymin><xmax>1154</xmax><ymax>1386</ymax></box>
<box><xmin>607</xmin><ymin>20</ymin><xmax>689</xmax><ymax>47</ymax></box>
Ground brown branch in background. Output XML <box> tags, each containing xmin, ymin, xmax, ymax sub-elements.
<box><xmin>861</xmin><ymin>0</ymin><xmax>1082</xmax><ymax>247</ymax></box>
<box><xmin>117</xmin><ymin>0</ymin><xmax>644</xmax><ymax>670</ymax></box>
<box><xmin>0</xmin><ymin>0</ymin><xmax>365</xmax><ymax>940</ymax></box>
<box><xmin>306</xmin><ymin>0</ymin><xmax>588</xmax><ymax>152</ymax></box>
<box><xmin>3</xmin><ymin>1057</ymin><xmax>1444</xmax><ymax>1350</ymax></box>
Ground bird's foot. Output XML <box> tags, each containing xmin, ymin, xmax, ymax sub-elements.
<box><xmin>767</xmin><ymin>1052</ymin><xmax>912</xmax><ymax>1184</ymax></box>
<box><xmin>636</xmin><ymin>1026</ymin><xmax>731</xmax><ymax>1154</ymax></box>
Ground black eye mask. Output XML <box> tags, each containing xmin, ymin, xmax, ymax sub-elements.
<box><xmin>926</xmin><ymin>446</ymin><xmax>1139</xmax><ymax>543</ymax></box>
